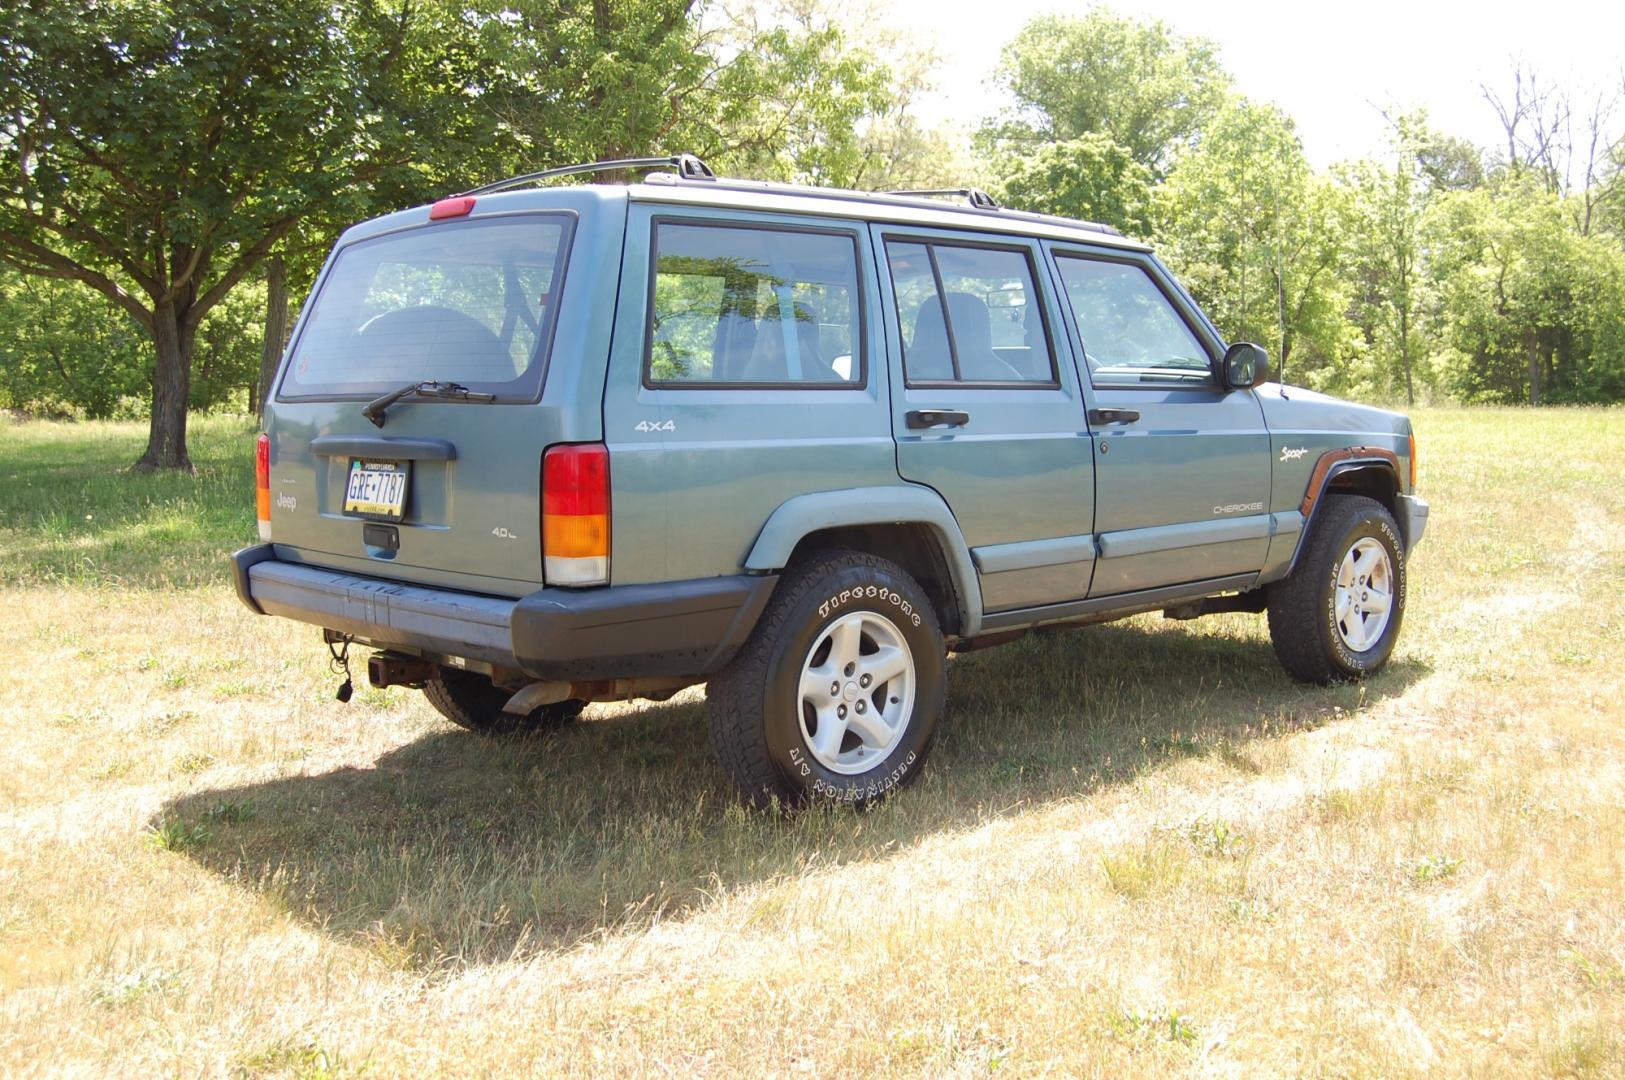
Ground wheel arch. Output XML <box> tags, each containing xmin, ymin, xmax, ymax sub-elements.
<box><xmin>744</xmin><ymin>487</ymin><xmax>983</xmax><ymax>638</ymax></box>
<box><xmin>1270</xmin><ymin>447</ymin><xmax>1404</xmax><ymax>583</ymax></box>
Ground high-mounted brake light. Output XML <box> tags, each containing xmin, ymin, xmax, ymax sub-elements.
<box><xmin>428</xmin><ymin>196</ymin><xmax>476</xmax><ymax>220</ymax></box>
<box><xmin>255</xmin><ymin>432</ymin><xmax>272</xmax><ymax>540</ymax></box>
<box><xmin>542</xmin><ymin>444</ymin><xmax>609</xmax><ymax>586</ymax></box>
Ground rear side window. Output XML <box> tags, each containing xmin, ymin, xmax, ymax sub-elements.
<box><xmin>1054</xmin><ymin>256</ymin><xmax>1213</xmax><ymax>387</ymax></box>
<box><xmin>280</xmin><ymin>215</ymin><xmax>572</xmax><ymax>399</ymax></box>
<box><xmin>646</xmin><ymin>221</ymin><xmax>863</xmax><ymax>386</ymax></box>
<box><xmin>885</xmin><ymin>240</ymin><xmax>1056</xmax><ymax>385</ymax></box>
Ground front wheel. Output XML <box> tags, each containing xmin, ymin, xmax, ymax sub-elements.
<box><xmin>1267</xmin><ymin>494</ymin><xmax>1407</xmax><ymax>683</ymax></box>
<box><xmin>707</xmin><ymin>549</ymin><xmax>946</xmax><ymax>808</ymax></box>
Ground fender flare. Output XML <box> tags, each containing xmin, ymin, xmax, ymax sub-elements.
<box><xmin>744</xmin><ymin>486</ymin><xmax>984</xmax><ymax>637</ymax></box>
<box><xmin>1267</xmin><ymin>447</ymin><xmax>1402</xmax><ymax>583</ymax></box>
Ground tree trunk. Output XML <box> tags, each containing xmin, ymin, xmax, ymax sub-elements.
<box><xmin>1399</xmin><ymin>304</ymin><xmax>1414</xmax><ymax>406</ymax></box>
<box><xmin>256</xmin><ymin>255</ymin><xmax>289</xmax><ymax>421</ymax></box>
<box><xmin>134</xmin><ymin>299</ymin><xmax>197</xmax><ymax>472</ymax></box>
<box><xmin>1524</xmin><ymin>326</ymin><xmax>1541</xmax><ymax>407</ymax></box>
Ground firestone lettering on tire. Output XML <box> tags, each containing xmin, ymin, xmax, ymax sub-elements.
<box><xmin>809</xmin><ymin>750</ymin><xmax>917</xmax><ymax>802</ymax></box>
<box><xmin>817</xmin><ymin>585</ymin><xmax>921</xmax><ymax>627</ymax></box>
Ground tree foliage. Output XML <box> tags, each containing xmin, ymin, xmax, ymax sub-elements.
<box><xmin>977</xmin><ymin>10</ymin><xmax>1229</xmax><ymax>177</ymax></box>
<box><xmin>0</xmin><ymin>0</ymin><xmax>489</xmax><ymax>467</ymax></box>
<box><xmin>1154</xmin><ymin>100</ymin><xmax>1353</xmax><ymax>379</ymax></box>
<box><xmin>0</xmin><ymin>0</ymin><xmax>933</xmax><ymax>454</ymax></box>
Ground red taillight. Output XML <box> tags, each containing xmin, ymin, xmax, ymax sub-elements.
<box><xmin>429</xmin><ymin>196</ymin><xmax>476</xmax><ymax>220</ymax></box>
<box><xmin>255</xmin><ymin>432</ymin><xmax>272</xmax><ymax>540</ymax></box>
<box><xmin>542</xmin><ymin>443</ymin><xmax>609</xmax><ymax>586</ymax></box>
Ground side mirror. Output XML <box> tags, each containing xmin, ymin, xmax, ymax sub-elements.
<box><xmin>1221</xmin><ymin>342</ymin><xmax>1271</xmax><ymax>389</ymax></box>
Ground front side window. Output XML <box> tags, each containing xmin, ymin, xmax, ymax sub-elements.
<box><xmin>647</xmin><ymin>222</ymin><xmax>862</xmax><ymax>386</ymax></box>
<box><xmin>885</xmin><ymin>240</ymin><xmax>1056</xmax><ymax>385</ymax></box>
<box><xmin>282</xmin><ymin>215</ymin><xmax>571</xmax><ymax>399</ymax></box>
<box><xmin>1054</xmin><ymin>256</ymin><xmax>1213</xmax><ymax>387</ymax></box>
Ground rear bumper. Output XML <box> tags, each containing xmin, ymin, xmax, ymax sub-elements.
<box><xmin>229</xmin><ymin>544</ymin><xmax>776</xmax><ymax>681</ymax></box>
<box><xmin>1396</xmin><ymin>494</ymin><xmax>1429</xmax><ymax>554</ymax></box>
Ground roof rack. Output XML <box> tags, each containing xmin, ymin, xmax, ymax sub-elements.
<box><xmin>459</xmin><ymin>153</ymin><xmax>715</xmax><ymax>197</ymax></box>
<box><xmin>885</xmin><ymin>187</ymin><xmax>1001</xmax><ymax>210</ymax></box>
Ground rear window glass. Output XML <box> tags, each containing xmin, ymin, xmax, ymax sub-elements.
<box><xmin>280</xmin><ymin>215</ymin><xmax>572</xmax><ymax>399</ymax></box>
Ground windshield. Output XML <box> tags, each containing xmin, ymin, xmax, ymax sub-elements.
<box><xmin>279</xmin><ymin>215</ymin><xmax>572</xmax><ymax>400</ymax></box>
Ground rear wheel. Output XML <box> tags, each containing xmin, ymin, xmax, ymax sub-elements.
<box><xmin>1267</xmin><ymin>494</ymin><xmax>1407</xmax><ymax>684</ymax></box>
<box><xmin>707</xmin><ymin>549</ymin><xmax>946</xmax><ymax>808</ymax></box>
<box><xmin>422</xmin><ymin>666</ymin><xmax>584</xmax><ymax>735</ymax></box>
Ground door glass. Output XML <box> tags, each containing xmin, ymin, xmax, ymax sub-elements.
<box><xmin>1054</xmin><ymin>257</ymin><xmax>1213</xmax><ymax>387</ymax></box>
<box><xmin>647</xmin><ymin>222</ymin><xmax>862</xmax><ymax>386</ymax></box>
<box><xmin>885</xmin><ymin>240</ymin><xmax>1054</xmax><ymax>384</ymax></box>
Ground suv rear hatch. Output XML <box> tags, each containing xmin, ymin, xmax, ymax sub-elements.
<box><xmin>262</xmin><ymin>198</ymin><xmax>605</xmax><ymax>597</ymax></box>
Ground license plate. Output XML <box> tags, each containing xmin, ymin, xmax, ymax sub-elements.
<box><xmin>343</xmin><ymin>459</ymin><xmax>409</xmax><ymax>520</ymax></box>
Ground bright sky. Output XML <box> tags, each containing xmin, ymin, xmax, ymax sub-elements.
<box><xmin>876</xmin><ymin>0</ymin><xmax>1625</xmax><ymax>168</ymax></box>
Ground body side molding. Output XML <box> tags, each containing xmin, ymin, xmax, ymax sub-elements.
<box><xmin>979</xmin><ymin>572</ymin><xmax>1259</xmax><ymax>633</ymax></box>
<box><xmin>971</xmin><ymin>533</ymin><xmax>1097</xmax><ymax>575</ymax></box>
<box><xmin>1097</xmin><ymin>513</ymin><xmax>1272</xmax><ymax>560</ymax></box>
<box><xmin>745</xmin><ymin>485</ymin><xmax>984</xmax><ymax>637</ymax></box>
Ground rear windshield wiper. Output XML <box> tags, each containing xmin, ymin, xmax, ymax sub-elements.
<box><xmin>362</xmin><ymin>380</ymin><xmax>496</xmax><ymax>428</ymax></box>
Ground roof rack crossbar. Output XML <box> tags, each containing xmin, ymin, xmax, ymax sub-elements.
<box><xmin>885</xmin><ymin>187</ymin><xmax>1001</xmax><ymax>211</ymax></box>
<box><xmin>459</xmin><ymin>153</ymin><xmax>714</xmax><ymax>197</ymax></box>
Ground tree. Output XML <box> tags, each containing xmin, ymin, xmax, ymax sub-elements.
<box><xmin>993</xmin><ymin>133</ymin><xmax>1153</xmax><ymax>235</ymax></box>
<box><xmin>977</xmin><ymin>8</ymin><xmax>1229</xmax><ymax>177</ymax></box>
<box><xmin>0</xmin><ymin>0</ymin><xmax>487</xmax><ymax>469</ymax></box>
<box><xmin>1429</xmin><ymin>175</ymin><xmax>1625</xmax><ymax>405</ymax></box>
<box><xmin>472</xmin><ymin>0</ymin><xmax>908</xmax><ymax>189</ymax></box>
<box><xmin>1339</xmin><ymin>112</ymin><xmax>1461</xmax><ymax>404</ymax></box>
<box><xmin>0</xmin><ymin>270</ymin><xmax>148</xmax><ymax>418</ymax></box>
<box><xmin>1154</xmin><ymin>99</ymin><xmax>1352</xmax><ymax>381</ymax></box>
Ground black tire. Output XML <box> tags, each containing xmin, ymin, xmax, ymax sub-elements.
<box><xmin>707</xmin><ymin>549</ymin><xmax>946</xmax><ymax>808</ymax></box>
<box><xmin>422</xmin><ymin>667</ymin><xmax>585</xmax><ymax>735</ymax></box>
<box><xmin>1267</xmin><ymin>494</ymin><xmax>1407</xmax><ymax>684</ymax></box>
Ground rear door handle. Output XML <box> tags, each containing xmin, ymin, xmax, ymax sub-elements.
<box><xmin>1088</xmin><ymin>408</ymin><xmax>1141</xmax><ymax>425</ymax></box>
<box><xmin>905</xmin><ymin>409</ymin><xmax>971</xmax><ymax>429</ymax></box>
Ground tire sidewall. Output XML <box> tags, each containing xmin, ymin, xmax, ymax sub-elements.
<box><xmin>759</xmin><ymin>561</ymin><xmax>944</xmax><ymax>806</ymax></box>
<box><xmin>1318</xmin><ymin>509</ymin><xmax>1407</xmax><ymax>676</ymax></box>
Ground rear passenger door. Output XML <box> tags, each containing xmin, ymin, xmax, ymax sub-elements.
<box><xmin>873</xmin><ymin>226</ymin><xmax>1096</xmax><ymax>613</ymax></box>
<box><xmin>603</xmin><ymin>207</ymin><xmax>897</xmax><ymax>586</ymax></box>
<box><xmin>1046</xmin><ymin>246</ymin><xmax>1272</xmax><ymax>597</ymax></box>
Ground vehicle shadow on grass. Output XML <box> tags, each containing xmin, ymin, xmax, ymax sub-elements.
<box><xmin>161</xmin><ymin>619</ymin><xmax>1426</xmax><ymax>969</ymax></box>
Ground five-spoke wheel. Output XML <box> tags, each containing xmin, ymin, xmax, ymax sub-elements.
<box><xmin>798</xmin><ymin>610</ymin><xmax>916</xmax><ymax>774</ymax></box>
<box><xmin>1333</xmin><ymin>537</ymin><xmax>1395</xmax><ymax>652</ymax></box>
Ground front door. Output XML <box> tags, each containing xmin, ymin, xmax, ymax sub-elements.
<box><xmin>1045</xmin><ymin>246</ymin><xmax>1272</xmax><ymax>597</ymax></box>
<box><xmin>874</xmin><ymin>226</ymin><xmax>1096</xmax><ymax>613</ymax></box>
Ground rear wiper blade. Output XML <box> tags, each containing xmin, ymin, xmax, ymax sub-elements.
<box><xmin>362</xmin><ymin>380</ymin><xmax>496</xmax><ymax>428</ymax></box>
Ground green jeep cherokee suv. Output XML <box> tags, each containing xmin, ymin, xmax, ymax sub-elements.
<box><xmin>232</xmin><ymin>154</ymin><xmax>1429</xmax><ymax>807</ymax></box>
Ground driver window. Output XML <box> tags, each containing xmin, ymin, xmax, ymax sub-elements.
<box><xmin>647</xmin><ymin>222</ymin><xmax>863</xmax><ymax>386</ymax></box>
<box><xmin>1054</xmin><ymin>256</ymin><xmax>1214</xmax><ymax>387</ymax></box>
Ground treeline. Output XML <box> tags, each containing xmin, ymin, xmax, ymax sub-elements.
<box><xmin>2</xmin><ymin>3</ymin><xmax>1622</xmax><ymax>470</ymax></box>
<box><xmin>981</xmin><ymin>13</ymin><xmax>1625</xmax><ymax>407</ymax></box>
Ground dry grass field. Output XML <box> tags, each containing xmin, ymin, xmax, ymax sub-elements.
<box><xmin>1</xmin><ymin>407</ymin><xmax>1622</xmax><ymax>1078</ymax></box>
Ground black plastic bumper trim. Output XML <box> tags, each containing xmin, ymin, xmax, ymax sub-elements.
<box><xmin>511</xmin><ymin>574</ymin><xmax>778</xmax><ymax>680</ymax></box>
<box><xmin>229</xmin><ymin>543</ymin><xmax>279</xmax><ymax>615</ymax></box>
<box><xmin>229</xmin><ymin>549</ymin><xmax>778</xmax><ymax>683</ymax></box>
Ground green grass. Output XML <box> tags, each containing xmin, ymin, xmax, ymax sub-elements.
<box><xmin>1</xmin><ymin>406</ymin><xmax>1623</xmax><ymax>1076</ymax></box>
<box><xmin>0</xmin><ymin>412</ymin><xmax>257</xmax><ymax>588</ymax></box>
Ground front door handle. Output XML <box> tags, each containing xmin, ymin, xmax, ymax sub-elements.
<box><xmin>1088</xmin><ymin>408</ymin><xmax>1141</xmax><ymax>425</ymax></box>
<box><xmin>906</xmin><ymin>409</ymin><xmax>971</xmax><ymax>429</ymax></box>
